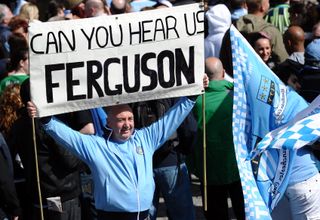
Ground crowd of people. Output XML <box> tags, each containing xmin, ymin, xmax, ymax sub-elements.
<box><xmin>0</xmin><ymin>0</ymin><xmax>319</xmax><ymax>220</ymax></box>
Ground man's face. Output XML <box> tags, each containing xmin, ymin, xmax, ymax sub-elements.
<box><xmin>107</xmin><ymin>105</ymin><xmax>134</xmax><ymax>142</ymax></box>
<box><xmin>3</xmin><ymin>7</ymin><xmax>13</xmax><ymax>25</ymax></box>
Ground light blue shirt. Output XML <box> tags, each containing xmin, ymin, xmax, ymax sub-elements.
<box><xmin>288</xmin><ymin>147</ymin><xmax>319</xmax><ymax>186</ymax></box>
<box><xmin>43</xmin><ymin>97</ymin><xmax>195</xmax><ymax>212</ymax></box>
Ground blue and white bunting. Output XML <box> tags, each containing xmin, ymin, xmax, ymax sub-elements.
<box><xmin>255</xmin><ymin>96</ymin><xmax>320</xmax><ymax>152</ymax></box>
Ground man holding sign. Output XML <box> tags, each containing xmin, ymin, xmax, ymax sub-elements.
<box><xmin>27</xmin><ymin>4</ymin><xmax>205</xmax><ymax>220</ymax></box>
<box><xmin>27</xmin><ymin>90</ymin><xmax>208</xmax><ymax>220</ymax></box>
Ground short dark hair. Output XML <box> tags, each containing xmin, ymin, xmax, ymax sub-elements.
<box><xmin>8</xmin><ymin>33</ymin><xmax>28</xmax><ymax>71</ymax></box>
<box><xmin>246</xmin><ymin>0</ymin><xmax>263</xmax><ymax>13</ymax></box>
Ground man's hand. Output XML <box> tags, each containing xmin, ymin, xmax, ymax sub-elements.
<box><xmin>203</xmin><ymin>73</ymin><xmax>209</xmax><ymax>88</ymax></box>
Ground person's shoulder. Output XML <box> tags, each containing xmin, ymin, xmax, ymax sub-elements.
<box><xmin>0</xmin><ymin>25</ymin><xmax>11</xmax><ymax>36</ymax></box>
<box><xmin>260</xmin><ymin>20</ymin><xmax>281</xmax><ymax>34</ymax></box>
<box><xmin>223</xmin><ymin>79</ymin><xmax>234</xmax><ymax>88</ymax></box>
<box><xmin>301</xmin><ymin>66</ymin><xmax>320</xmax><ymax>74</ymax></box>
<box><xmin>235</xmin><ymin>14</ymin><xmax>246</xmax><ymax>25</ymax></box>
<box><xmin>207</xmin><ymin>79</ymin><xmax>233</xmax><ymax>90</ymax></box>
<box><xmin>235</xmin><ymin>14</ymin><xmax>257</xmax><ymax>31</ymax></box>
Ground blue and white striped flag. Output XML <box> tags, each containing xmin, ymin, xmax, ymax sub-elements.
<box><xmin>230</xmin><ymin>25</ymin><xmax>309</xmax><ymax>219</ymax></box>
<box><xmin>255</xmin><ymin>95</ymin><xmax>320</xmax><ymax>152</ymax></box>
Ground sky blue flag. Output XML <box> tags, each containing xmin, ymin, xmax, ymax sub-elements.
<box><xmin>255</xmin><ymin>95</ymin><xmax>320</xmax><ymax>153</ymax></box>
<box><xmin>230</xmin><ymin>25</ymin><xmax>309</xmax><ymax>218</ymax></box>
<box><xmin>90</xmin><ymin>107</ymin><xmax>107</xmax><ymax>137</ymax></box>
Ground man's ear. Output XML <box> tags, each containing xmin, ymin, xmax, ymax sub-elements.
<box><xmin>260</xmin><ymin>3</ymin><xmax>268</xmax><ymax>14</ymax></box>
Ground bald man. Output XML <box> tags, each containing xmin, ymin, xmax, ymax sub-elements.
<box><xmin>85</xmin><ymin>0</ymin><xmax>109</xmax><ymax>17</ymax></box>
<box><xmin>27</xmin><ymin>95</ymin><xmax>198</xmax><ymax>220</ymax></box>
<box><xmin>283</xmin><ymin>25</ymin><xmax>305</xmax><ymax>64</ymax></box>
<box><xmin>193</xmin><ymin>57</ymin><xmax>245</xmax><ymax>220</ymax></box>
<box><xmin>205</xmin><ymin>56</ymin><xmax>225</xmax><ymax>80</ymax></box>
<box><xmin>110</xmin><ymin>0</ymin><xmax>130</xmax><ymax>14</ymax></box>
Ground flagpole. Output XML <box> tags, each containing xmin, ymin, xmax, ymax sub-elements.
<box><xmin>32</xmin><ymin>118</ymin><xmax>44</xmax><ymax>220</ymax></box>
<box><xmin>202</xmin><ymin>93</ymin><xmax>207</xmax><ymax>211</ymax></box>
<box><xmin>28</xmin><ymin>19</ymin><xmax>44</xmax><ymax>219</ymax></box>
<box><xmin>199</xmin><ymin>0</ymin><xmax>208</xmax><ymax>211</ymax></box>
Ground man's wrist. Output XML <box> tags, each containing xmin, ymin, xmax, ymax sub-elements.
<box><xmin>187</xmin><ymin>95</ymin><xmax>199</xmax><ymax>101</ymax></box>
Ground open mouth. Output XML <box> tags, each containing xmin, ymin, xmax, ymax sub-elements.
<box><xmin>121</xmin><ymin>129</ymin><xmax>131</xmax><ymax>134</ymax></box>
